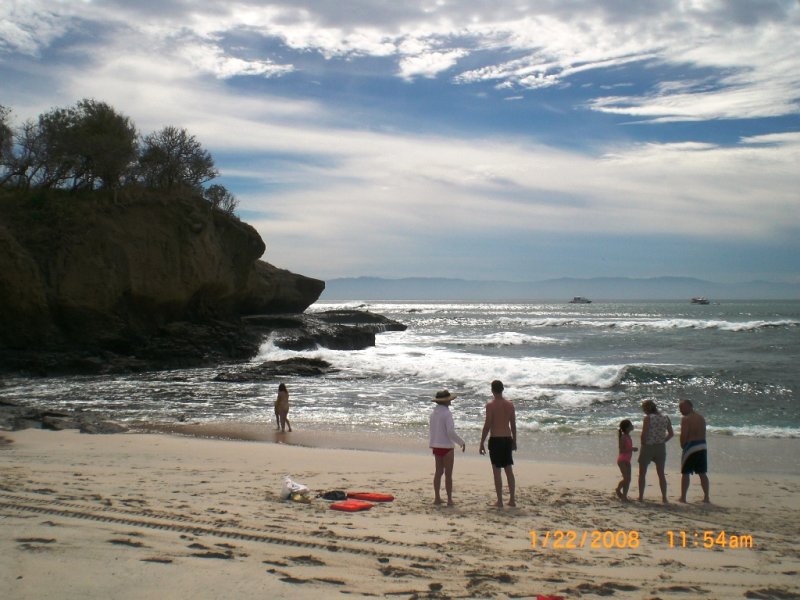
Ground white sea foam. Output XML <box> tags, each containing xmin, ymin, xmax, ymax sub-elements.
<box><xmin>706</xmin><ymin>425</ymin><xmax>800</xmax><ymax>438</ymax></box>
<box><xmin>4</xmin><ymin>301</ymin><xmax>797</xmax><ymax>444</ymax></box>
<box><xmin>256</xmin><ymin>335</ymin><xmax>625</xmax><ymax>392</ymax></box>
<box><xmin>497</xmin><ymin>316</ymin><xmax>800</xmax><ymax>332</ymax></box>
<box><xmin>440</xmin><ymin>331</ymin><xmax>562</xmax><ymax>347</ymax></box>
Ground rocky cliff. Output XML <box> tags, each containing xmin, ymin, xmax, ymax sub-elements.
<box><xmin>0</xmin><ymin>190</ymin><xmax>325</xmax><ymax>372</ymax></box>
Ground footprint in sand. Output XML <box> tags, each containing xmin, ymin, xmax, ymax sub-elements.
<box><xmin>658</xmin><ymin>585</ymin><xmax>708</xmax><ymax>594</ymax></box>
<box><xmin>190</xmin><ymin>550</ymin><xmax>234</xmax><ymax>559</ymax></box>
<box><xmin>140</xmin><ymin>557</ymin><xmax>173</xmax><ymax>563</ymax></box>
<box><xmin>108</xmin><ymin>538</ymin><xmax>147</xmax><ymax>548</ymax></box>
<box><xmin>288</xmin><ymin>554</ymin><xmax>326</xmax><ymax>566</ymax></box>
<box><xmin>15</xmin><ymin>537</ymin><xmax>57</xmax><ymax>552</ymax></box>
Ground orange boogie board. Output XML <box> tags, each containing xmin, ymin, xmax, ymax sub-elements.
<box><xmin>347</xmin><ymin>492</ymin><xmax>395</xmax><ymax>502</ymax></box>
<box><xmin>329</xmin><ymin>499</ymin><xmax>373</xmax><ymax>512</ymax></box>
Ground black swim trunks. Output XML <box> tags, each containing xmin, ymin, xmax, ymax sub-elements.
<box><xmin>488</xmin><ymin>436</ymin><xmax>514</xmax><ymax>468</ymax></box>
<box><xmin>681</xmin><ymin>449</ymin><xmax>708</xmax><ymax>475</ymax></box>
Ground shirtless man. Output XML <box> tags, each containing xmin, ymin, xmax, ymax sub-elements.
<box><xmin>479</xmin><ymin>380</ymin><xmax>517</xmax><ymax>507</ymax></box>
<box><xmin>678</xmin><ymin>399</ymin><xmax>710</xmax><ymax>503</ymax></box>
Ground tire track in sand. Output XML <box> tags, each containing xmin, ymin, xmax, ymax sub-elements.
<box><xmin>0</xmin><ymin>491</ymin><xmax>436</xmax><ymax>564</ymax></box>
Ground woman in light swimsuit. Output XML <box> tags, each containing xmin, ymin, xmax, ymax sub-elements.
<box><xmin>637</xmin><ymin>399</ymin><xmax>673</xmax><ymax>502</ymax></box>
<box><xmin>274</xmin><ymin>383</ymin><xmax>291</xmax><ymax>432</ymax></box>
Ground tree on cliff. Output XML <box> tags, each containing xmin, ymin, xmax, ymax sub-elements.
<box><xmin>203</xmin><ymin>183</ymin><xmax>239</xmax><ymax>215</ymax></box>
<box><xmin>137</xmin><ymin>126</ymin><xmax>218</xmax><ymax>192</ymax></box>
<box><xmin>0</xmin><ymin>106</ymin><xmax>12</xmax><ymax>175</ymax></box>
<box><xmin>71</xmin><ymin>99</ymin><xmax>139</xmax><ymax>189</ymax></box>
<box><xmin>1</xmin><ymin>100</ymin><xmax>239</xmax><ymax>216</ymax></box>
<box><xmin>0</xmin><ymin>100</ymin><xmax>137</xmax><ymax>190</ymax></box>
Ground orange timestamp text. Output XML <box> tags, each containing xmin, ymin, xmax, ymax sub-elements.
<box><xmin>666</xmin><ymin>530</ymin><xmax>754</xmax><ymax>549</ymax></box>
<box><xmin>530</xmin><ymin>529</ymin><xmax>640</xmax><ymax>550</ymax></box>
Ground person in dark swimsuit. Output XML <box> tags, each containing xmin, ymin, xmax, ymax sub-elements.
<box><xmin>274</xmin><ymin>383</ymin><xmax>291</xmax><ymax>432</ymax></box>
<box><xmin>679</xmin><ymin>399</ymin><xmax>710</xmax><ymax>503</ymax></box>
<box><xmin>479</xmin><ymin>380</ymin><xmax>517</xmax><ymax>508</ymax></box>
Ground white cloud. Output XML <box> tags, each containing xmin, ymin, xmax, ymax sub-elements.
<box><xmin>226</xmin><ymin>118</ymin><xmax>800</xmax><ymax>276</ymax></box>
<box><xmin>180</xmin><ymin>43</ymin><xmax>294</xmax><ymax>79</ymax></box>
<box><xmin>2</xmin><ymin>0</ymin><xmax>798</xmax><ymax>279</ymax></box>
<box><xmin>4</xmin><ymin>1</ymin><xmax>799</xmax><ymax>122</ymax></box>
<box><xmin>52</xmin><ymin>51</ymin><xmax>322</xmax><ymax>136</ymax></box>
<box><xmin>398</xmin><ymin>48</ymin><xmax>466</xmax><ymax>79</ymax></box>
<box><xmin>0</xmin><ymin>1</ymin><xmax>73</xmax><ymax>55</ymax></box>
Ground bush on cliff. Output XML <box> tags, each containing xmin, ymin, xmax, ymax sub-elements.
<box><xmin>0</xmin><ymin>100</ymin><xmax>237</xmax><ymax>215</ymax></box>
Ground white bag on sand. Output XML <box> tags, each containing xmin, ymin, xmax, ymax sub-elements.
<box><xmin>280</xmin><ymin>476</ymin><xmax>310</xmax><ymax>500</ymax></box>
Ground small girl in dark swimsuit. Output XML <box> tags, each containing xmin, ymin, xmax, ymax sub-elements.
<box><xmin>615</xmin><ymin>419</ymin><xmax>638</xmax><ymax>501</ymax></box>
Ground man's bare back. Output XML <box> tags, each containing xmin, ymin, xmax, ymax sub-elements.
<box><xmin>679</xmin><ymin>403</ymin><xmax>706</xmax><ymax>447</ymax></box>
<box><xmin>484</xmin><ymin>397</ymin><xmax>516</xmax><ymax>438</ymax></box>
<box><xmin>479</xmin><ymin>380</ymin><xmax>517</xmax><ymax>508</ymax></box>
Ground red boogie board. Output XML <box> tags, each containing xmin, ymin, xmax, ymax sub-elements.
<box><xmin>330</xmin><ymin>499</ymin><xmax>373</xmax><ymax>512</ymax></box>
<box><xmin>347</xmin><ymin>492</ymin><xmax>394</xmax><ymax>502</ymax></box>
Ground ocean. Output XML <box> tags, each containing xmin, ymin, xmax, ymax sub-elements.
<box><xmin>2</xmin><ymin>300</ymin><xmax>798</xmax><ymax>443</ymax></box>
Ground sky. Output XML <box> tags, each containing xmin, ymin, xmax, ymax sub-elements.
<box><xmin>1</xmin><ymin>0</ymin><xmax>799</xmax><ymax>284</ymax></box>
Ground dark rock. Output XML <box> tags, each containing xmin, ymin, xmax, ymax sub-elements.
<box><xmin>274</xmin><ymin>327</ymin><xmax>376</xmax><ymax>351</ymax></box>
<box><xmin>41</xmin><ymin>415</ymin><xmax>81</xmax><ymax>431</ymax></box>
<box><xmin>79</xmin><ymin>420</ymin><xmax>128</xmax><ymax>434</ymax></box>
<box><xmin>245</xmin><ymin>310</ymin><xmax>406</xmax><ymax>352</ymax></box>
<box><xmin>215</xmin><ymin>358</ymin><xmax>333</xmax><ymax>382</ymax></box>
<box><xmin>241</xmin><ymin>315</ymin><xmax>306</xmax><ymax>329</ymax></box>
<box><xmin>238</xmin><ymin>261</ymin><xmax>326</xmax><ymax>314</ymax></box>
<box><xmin>12</xmin><ymin>417</ymin><xmax>44</xmax><ymax>431</ymax></box>
<box><xmin>0</xmin><ymin>190</ymin><xmax>324</xmax><ymax>375</ymax></box>
<box><xmin>313</xmin><ymin>310</ymin><xmax>408</xmax><ymax>332</ymax></box>
<box><xmin>0</xmin><ymin>401</ymin><xmax>126</xmax><ymax>434</ymax></box>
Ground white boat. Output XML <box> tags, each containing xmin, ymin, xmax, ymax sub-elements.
<box><xmin>690</xmin><ymin>297</ymin><xmax>710</xmax><ymax>305</ymax></box>
<box><xmin>569</xmin><ymin>296</ymin><xmax>592</xmax><ymax>304</ymax></box>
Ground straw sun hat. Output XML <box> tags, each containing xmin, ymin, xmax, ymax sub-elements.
<box><xmin>432</xmin><ymin>390</ymin><xmax>457</xmax><ymax>403</ymax></box>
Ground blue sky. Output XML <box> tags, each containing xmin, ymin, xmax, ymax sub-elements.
<box><xmin>1</xmin><ymin>0</ymin><xmax>798</xmax><ymax>283</ymax></box>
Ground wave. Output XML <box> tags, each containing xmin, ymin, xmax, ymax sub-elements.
<box><xmin>511</xmin><ymin>420</ymin><xmax>800</xmax><ymax>438</ymax></box>
<box><xmin>256</xmin><ymin>337</ymin><xmax>626</xmax><ymax>391</ymax></box>
<box><xmin>632</xmin><ymin>319</ymin><xmax>800</xmax><ymax>332</ymax></box>
<box><xmin>617</xmin><ymin>364</ymin><xmax>691</xmax><ymax>385</ymax></box>
<box><xmin>498</xmin><ymin>317</ymin><xmax>583</xmax><ymax>328</ymax></box>
<box><xmin>449</xmin><ymin>332</ymin><xmax>563</xmax><ymax>347</ymax></box>
<box><xmin>499</xmin><ymin>316</ymin><xmax>800</xmax><ymax>332</ymax></box>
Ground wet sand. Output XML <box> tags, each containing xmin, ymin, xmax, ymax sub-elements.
<box><xmin>141</xmin><ymin>421</ymin><xmax>799</xmax><ymax>475</ymax></box>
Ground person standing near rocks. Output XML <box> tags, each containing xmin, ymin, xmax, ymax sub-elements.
<box><xmin>274</xmin><ymin>383</ymin><xmax>292</xmax><ymax>432</ymax></box>
<box><xmin>479</xmin><ymin>380</ymin><xmax>517</xmax><ymax>508</ymax></box>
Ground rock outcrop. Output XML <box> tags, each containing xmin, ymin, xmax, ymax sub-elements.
<box><xmin>0</xmin><ymin>400</ymin><xmax>128</xmax><ymax>434</ymax></box>
<box><xmin>0</xmin><ymin>190</ymin><xmax>325</xmax><ymax>373</ymax></box>
<box><xmin>243</xmin><ymin>310</ymin><xmax>408</xmax><ymax>351</ymax></box>
<box><xmin>214</xmin><ymin>357</ymin><xmax>334</xmax><ymax>382</ymax></box>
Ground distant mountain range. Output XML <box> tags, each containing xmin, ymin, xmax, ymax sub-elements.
<box><xmin>320</xmin><ymin>276</ymin><xmax>800</xmax><ymax>302</ymax></box>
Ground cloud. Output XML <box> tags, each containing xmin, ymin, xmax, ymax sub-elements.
<box><xmin>180</xmin><ymin>42</ymin><xmax>294</xmax><ymax>79</ymax></box>
<box><xmin>4</xmin><ymin>1</ymin><xmax>799</xmax><ymax>123</ymax></box>
<box><xmin>587</xmin><ymin>18</ymin><xmax>800</xmax><ymax>121</ymax></box>
<box><xmin>398</xmin><ymin>48</ymin><xmax>467</xmax><ymax>80</ymax></box>
<box><xmin>1</xmin><ymin>0</ymin><xmax>798</xmax><ymax>280</ymax></box>
<box><xmin>0</xmin><ymin>1</ymin><xmax>76</xmax><ymax>55</ymax></box>
<box><xmin>230</xmin><ymin>120</ymin><xmax>800</xmax><ymax>276</ymax></box>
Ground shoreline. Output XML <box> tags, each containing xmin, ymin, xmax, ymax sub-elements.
<box><xmin>137</xmin><ymin>421</ymin><xmax>800</xmax><ymax>476</ymax></box>
<box><xmin>1</xmin><ymin>428</ymin><xmax>798</xmax><ymax>599</ymax></box>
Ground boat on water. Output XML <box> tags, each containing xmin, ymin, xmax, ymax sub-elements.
<box><xmin>690</xmin><ymin>297</ymin><xmax>710</xmax><ymax>305</ymax></box>
<box><xmin>569</xmin><ymin>296</ymin><xmax>592</xmax><ymax>304</ymax></box>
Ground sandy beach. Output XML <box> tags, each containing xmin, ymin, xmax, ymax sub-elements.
<box><xmin>2</xmin><ymin>429</ymin><xmax>799</xmax><ymax>599</ymax></box>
